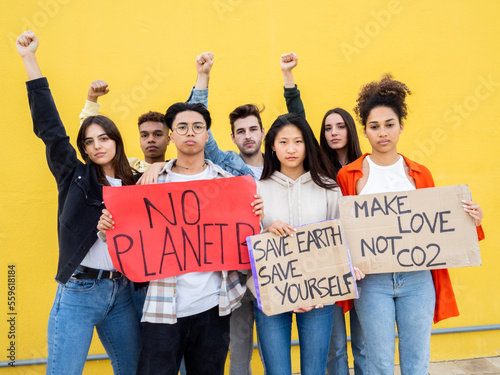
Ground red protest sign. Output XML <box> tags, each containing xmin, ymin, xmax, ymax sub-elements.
<box><xmin>103</xmin><ymin>175</ymin><xmax>259</xmax><ymax>282</ymax></box>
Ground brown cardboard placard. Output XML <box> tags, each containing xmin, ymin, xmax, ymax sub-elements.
<box><xmin>246</xmin><ymin>219</ymin><xmax>357</xmax><ymax>316</ymax></box>
<box><xmin>339</xmin><ymin>185</ymin><xmax>481</xmax><ymax>274</ymax></box>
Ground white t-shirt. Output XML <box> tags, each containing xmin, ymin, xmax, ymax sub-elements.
<box><xmin>169</xmin><ymin>167</ymin><xmax>222</xmax><ymax>318</ymax></box>
<box><xmin>248</xmin><ymin>165</ymin><xmax>264</xmax><ymax>180</ymax></box>
<box><xmin>80</xmin><ymin>175</ymin><xmax>122</xmax><ymax>271</ymax></box>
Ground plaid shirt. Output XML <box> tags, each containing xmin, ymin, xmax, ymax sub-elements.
<box><xmin>141</xmin><ymin>159</ymin><xmax>246</xmax><ymax>324</ymax></box>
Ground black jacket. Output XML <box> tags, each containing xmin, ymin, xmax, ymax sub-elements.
<box><xmin>28</xmin><ymin>78</ymin><xmax>106</xmax><ymax>284</ymax></box>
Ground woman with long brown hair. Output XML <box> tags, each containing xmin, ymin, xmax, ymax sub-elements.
<box><xmin>17</xmin><ymin>31</ymin><xmax>140</xmax><ymax>375</ymax></box>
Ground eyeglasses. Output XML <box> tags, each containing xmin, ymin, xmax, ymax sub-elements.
<box><xmin>173</xmin><ymin>124</ymin><xmax>206</xmax><ymax>135</ymax></box>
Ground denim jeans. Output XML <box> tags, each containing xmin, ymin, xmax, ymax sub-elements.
<box><xmin>327</xmin><ymin>304</ymin><xmax>366</xmax><ymax>375</ymax></box>
<box><xmin>130</xmin><ymin>282</ymin><xmax>147</xmax><ymax>321</ymax></box>
<box><xmin>137</xmin><ymin>305</ymin><xmax>230</xmax><ymax>375</ymax></box>
<box><xmin>354</xmin><ymin>271</ymin><xmax>435</xmax><ymax>375</ymax></box>
<box><xmin>254</xmin><ymin>303</ymin><xmax>334</xmax><ymax>375</ymax></box>
<box><xmin>229</xmin><ymin>289</ymin><xmax>255</xmax><ymax>375</ymax></box>
<box><xmin>46</xmin><ymin>275</ymin><xmax>141</xmax><ymax>375</ymax></box>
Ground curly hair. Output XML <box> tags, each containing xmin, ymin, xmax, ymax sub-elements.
<box><xmin>138</xmin><ymin>111</ymin><xmax>166</xmax><ymax>127</ymax></box>
<box><xmin>354</xmin><ymin>73</ymin><xmax>412</xmax><ymax>127</ymax></box>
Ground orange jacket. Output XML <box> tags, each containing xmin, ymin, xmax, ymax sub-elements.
<box><xmin>337</xmin><ymin>154</ymin><xmax>485</xmax><ymax>323</ymax></box>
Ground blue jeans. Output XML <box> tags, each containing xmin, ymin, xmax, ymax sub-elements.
<box><xmin>130</xmin><ymin>282</ymin><xmax>147</xmax><ymax>321</ymax></box>
<box><xmin>255</xmin><ymin>303</ymin><xmax>334</xmax><ymax>375</ymax></box>
<box><xmin>354</xmin><ymin>271</ymin><xmax>435</xmax><ymax>375</ymax></box>
<box><xmin>229</xmin><ymin>289</ymin><xmax>254</xmax><ymax>375</ymax></box>
<box><xmin>327</xmin><ymin>304</ymin><xmax>366</xmax><ymax>375</ymax></box>
<box><xmin>47</xmin><ymin>274</ymin><xmax>141</xmax><ymax>375</ymax></box>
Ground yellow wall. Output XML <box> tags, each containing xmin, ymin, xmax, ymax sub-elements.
<box><xmin>1</xmin><ymin>1</ymin><xmax>499</xmax><ymax>373</ymax></box>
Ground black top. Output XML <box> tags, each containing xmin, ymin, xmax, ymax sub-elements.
<box><xmin>27</xmin><ymin>77</ymin><xmax>106</xmax><ymax>284</ymax></box>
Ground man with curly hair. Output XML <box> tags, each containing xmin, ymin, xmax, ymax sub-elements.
<box><xmin>132</xmin><ymin>110</ymin><xmax>170</xmax><ymax>171</ymax></box>
<box><xmin>80</xmin><ymin>80</ymin><xmax>170</xmax><ymax>173</ymax></box>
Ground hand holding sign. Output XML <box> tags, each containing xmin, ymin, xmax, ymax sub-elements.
<box><xmin>266</xmin><ymin>219</ymin><xmax>297</xmax><ymax>237</ymax></box>
<box><xmin>339</xmin><ymin>185</ymin><xmax>482</xmax><ymax>274</ymax></box>
<box><xmin>462</xmin><ymin>200</ymin><xmax>483</xmax><ymax>226</ymax></box>
<box><xmin>251</xmin><ymin>194</ymin><xmax>264</xmax><ymax>222</ymax></box>
<box><xmin>292</xmin><ymin>266</ymin><xmax>364</xmax><ymax>314</ymax></box>
<box><xmin>247</xmin><ymin>219</ymin><xmax>358</xmax><ymax>316</ymax></box>
<box><xmin>98</xmin><ymin>209</ymin><xmax>114</xmax><ymax>233</ymax></box>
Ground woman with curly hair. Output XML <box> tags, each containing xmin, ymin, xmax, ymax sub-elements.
<box><xmin>336</xmin><ymin>74</ymin><xmax>485</xmax><ymax>374</ymax></box>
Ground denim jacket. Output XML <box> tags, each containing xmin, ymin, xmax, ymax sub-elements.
<box><xmin>187</xmin><ymin>87</ymin><xmax>254</xmax><ymax>177</ymax></box>
<box><xmin>205</xmin><ymin>132</ymin><xmax>255</xmax><ymax>177</ymax></box>
<box><xmin>27</xmin><ymin>78</ymin><xmax>107</xmax><ymax>284</ymax></box>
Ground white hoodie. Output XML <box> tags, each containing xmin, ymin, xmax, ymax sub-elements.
<box><xmin>257</xmin><ymin>171</ymin><xmax>342</xmax><ymax>230</ymax></box>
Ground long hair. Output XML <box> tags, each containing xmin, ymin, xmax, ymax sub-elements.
<box><xmin>319</xmin><ymin>108</ymin><xmax>362</xmax><ymax>177</ymax></box>
<box><xmin>77</xmin><ymin>115</ymin><xmax>135</xmax><ymax>186</ymax></box>
<box><xmin>261</xmin><ymin>113</ymin><xmax>337</xmax><ymax>190</ymax></box>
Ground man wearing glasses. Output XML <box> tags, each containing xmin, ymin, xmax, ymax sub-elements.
<box><xmin>136</xmin><ymin>101</ymin><xmax>249</xmax><ymax>375</ymax></box>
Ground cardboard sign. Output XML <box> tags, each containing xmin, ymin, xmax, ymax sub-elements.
<box><xmin>103</xmin><ymin>175</ymin><xmax>259</xmax><ymax>282</ymax></box>
<box><xmin>339</xmin><ymin>185</ymin><xmax>481</xmax><ymax>274</ymax></box>
<box><xmin>246</xmin><ymin>220</ymin><xmax>358</xmax><ymax>316</ymax></box>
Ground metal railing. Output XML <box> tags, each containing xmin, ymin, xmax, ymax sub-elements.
<box><xmin>1</xmin><ymin>324</ymin><xmax>499</xmax><ymax>368</ymax></box>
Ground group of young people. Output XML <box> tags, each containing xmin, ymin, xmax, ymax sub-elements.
<box><xmin>17</xmin><ymin>30</ymin><xmax>484</xmax><ymax>375</ymax></box>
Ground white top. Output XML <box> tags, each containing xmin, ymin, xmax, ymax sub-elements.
<box><xmin>169</xmin><ymin>166</ymin><xmax>222</xmax><ymax>318</ymax></box>
<box><xmin>80</xmin><ymin>176</ymin><xmax>122</xmax><ymax>271</ymax></box>
<box><xmin>248</xmin><ymin>165</ymin><xmax>264</xmax><ymax>180</ymax></box>
<box><xmin>360</xmin><ymin>155</ymin><xmax>416</xmax><ymax>195</ymax></box>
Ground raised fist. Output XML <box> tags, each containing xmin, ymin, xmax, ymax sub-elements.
<box><xmin>280</xmin><ymin>52</ymin><xmax>298</xmax><ymax>72</ymax></box>
<box><xmin>16</xmin><ymin>31</ymin><xmax>39</xmax><ymax>58</ymax></box>
<box><xmin>88</xmin><ymin>80</ymin><xmax>109</xmax><ymax>101</ymax></box>
<box><xmin>196</xmin><ymin>52</ymin><xmax>214</xmax><ymax>75</ymax></box>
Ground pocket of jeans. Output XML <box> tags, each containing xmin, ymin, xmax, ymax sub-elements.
<box><xmin>64</xmin><ymin>277</ymin><xmax>97</xmax><ymax>292</ymax></box>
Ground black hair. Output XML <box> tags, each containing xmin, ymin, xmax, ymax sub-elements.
<box><xmin>355</xmin><ymin>73</ymin><xmax>411</xmax><ymax>127</ymax></box>
<box><xmin>164</xmin><ymin>102</ymin><xmax>212</xmax><ymax>131</ymax></box>
<box><xmin>261</xmin><ymin>113</ymin><xmax>337</xmax><ymax>190</ymax></box>
<box><xmin>320</xmin><ymin>108</ymin><xmax>362</xmax><ymax>177</ymax></box>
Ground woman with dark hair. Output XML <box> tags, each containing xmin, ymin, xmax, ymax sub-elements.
<box><xmin>260</xmin><ymin>113</ymin><xmax>336</xmax><ymax>187</ymax></box>
<box><xmin>78</xmin><ymin>115</ymin><xmax>137</xmax><ymax>186</ymax></box>
<box><xmin>17</xmin><ymin>31</ymin><xmax>140</xmax><ymax>375</ymax></box>
<box><xmin>254</xmin><ymin>112</ymin><xmax>363</xmax><ymax>375</ymax></box>
<box><xmin>319</xmin><ymin>108</ymin><xmax>362</xmax><ymax>174</ymax></box>
<box><xmin>280</xmin><ymin>52</ymin><xmax>366</xmax><ymax>375</ymax></box>
<box><xmin>337</xmin><ymin>73</ymin><xmax>485</xmax><ymax>374</ymax></box>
